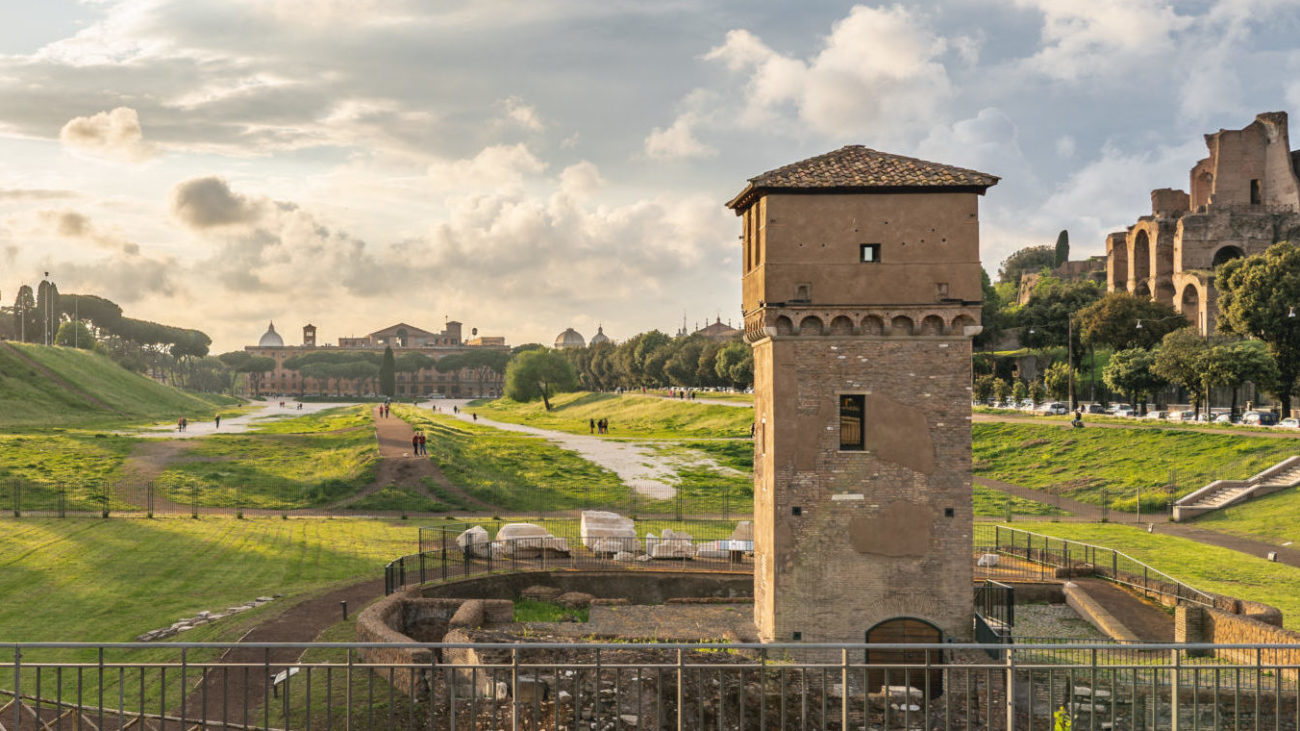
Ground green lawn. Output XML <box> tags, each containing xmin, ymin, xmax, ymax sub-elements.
<box><xmin>973</xmin><ymin>422</ymin><xmax>1297</xmax><ymax>510</ymax></box>
<box><xmin>250</xmin><ymin>404</ymin><xmax>374</xmax><ymax>434</ymax></box>
<box><xmin>1194</xmin><ymin>486</ymin><xmax>1300</xmax><ymax>544</ymax></box>
<box><xmin>350</xmin><ymin>483</ymin><xmax>451</xmax><ymax>513</ymax></box>
<box><xmin>973</xmin><ymin>483</ymin><xmax>1063</xmax><ymax>517</ymax></box>
<box><xmin>469</xmin><ymin>392</ymin><xmax>752</xmax><ymax>439</ymax></box>
<box><xmin>649</xmin><ymin>389</ymin><xmax>754</xmax><ymax>405</ymax></box>
<box><xmin>0</xmin><ymin>430</ymin><xmax>138</xmax><ymax>511</ymax></box>
<box><xmin>1009</xmin><ymin>522</ymin><xmax>1300</xmax><ymax>630</ymax></box>
<box><xmin>153</xmin><ymin>429</ymin><xmax>379</xmax><ymax>509</ymax></box>
<box><xmin>0</xmin><ymin>343</ymin><xmax>228</xmax><ymax>428</ymax></box>
<box><xmin>397</xmin><ymin>407</ymin><xmax>634</xmax><ymax>512</ymax></box>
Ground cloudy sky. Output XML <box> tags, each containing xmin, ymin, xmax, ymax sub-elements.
<box><xmin>2</xmin><ymin>0</ymin><xmax>1300</xmax><ymax>353</ymax></box>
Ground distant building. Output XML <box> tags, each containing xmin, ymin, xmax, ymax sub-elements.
<box><xmin>1015</xmin><ymin>257</ymin><xmax>1106</xmax><ymax>305</ymax></box>
<box><xmin>244</xmin><ymin>321</ymin><xmax>507</xmax><ymax>398</ymax></box>
<box><xmin>554</xmin><ymin>328</ymin><xmax>586</xmax><ymax>349</ymax></box>
<box><xmin>590</xmin><ymin>325</ymin><xmax>612</xmax><ymax>346</ymax></box>
<box><xmin>693</xmin><ymin>316</ymin><xmax>741</xmax><ymax>341</ymax></box>
<box><xmin>1104</xmin><ymin>111</ymin><xmax>1300</xmax><ymax>334</ymax></box>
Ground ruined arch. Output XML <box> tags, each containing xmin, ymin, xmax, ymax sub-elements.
<box><xmin>1109</xmin><ymin>236</ymin><xmax>1129</xmax><ymax>290</ymax></box>
<box><xmin>919</xmin><ymin>315</ymin><xmax>944</xmax><ymax>335</ymax></box>
<box><xmin>951</xmin><ymin>314</ymin><xmax>976</xmax><ymax>335</ymax></box>
<box><xmin>1212</xmin><ymin>245</ymin><xmax>1245</xmax><ymax>269</ymax></box>
<box><xmin>1134</xmin><ymin>280</ymin><xmax>1151</xmax><ymax>298</ymax></box>
<box><xmin>829</xmin><ymin>315</ymin><xmax>854</xmax><ymax>335</ymax></box>
<box><xmin>798</xmin><ymin>315</ymin><xmax>824</xmax><ymax>336</ymax></box>
<box><xmin>774</xmin><ymin>315</ymin><xmax>794</xmax><ymax>336</ymax></box>
<box><xmin>889</xmin><ymin>315</ymin><xmax>914</xmax><ymax>336</ymax></box>
<box><xmin>1155</xmin><ymin>281</ymin><xmax>1176</xmax><ymax>306</ymax></box>
<box><xmin>861</xmin><ymin>315</ymin><xmax>884</xmax><ymax>336</ymax></box>
<box><xmin>1131</xmin><ymin>230</ymin><xmax>1151</xmax><ymax>285</ymax></box>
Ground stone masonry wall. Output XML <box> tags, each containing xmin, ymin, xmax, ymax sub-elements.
<box><xmin>756</xmin><ymin>334</ymin><xmax>974</xmax><ymax>644</ymax></box>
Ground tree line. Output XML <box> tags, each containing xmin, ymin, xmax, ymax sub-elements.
<box><xmin>976</xmin><ymin>240</ymin><xmax>1300</xmax><ymax>416</ymax></box>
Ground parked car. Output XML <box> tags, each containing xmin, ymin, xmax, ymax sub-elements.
<box><xmin>1107</xmin><ymin>403</ymin><xmax>1133</xmax><ymax>414</ymax></box>
<box><xmin>1018</xmin><ymin>399</ymin><xmax>1036</xmax><ymax>411</ymax></box>
<box><xmin>1144</xmin><ymin>410</ymin><xmax>1169</xmax><ymax>420</ymax></box>
<box><xmin>1040</xmin><ymin>402</ymin><xmax>1068</xmax><ymax>416</ymax></box>
<box><xmin>1213</xmin><ymin>413</ymin><xmax>1239</xmax><ymax>424</ymax></box>
<box><xmin>1113</xmin><ymin>408</ymin><xmax>1137</xmax><ymax>417</ymax></box>
<box><xmin>1242</xmin><ymin>411</ymin><xmax>1279</xmax><ymax>426</ymax></box>
<box><xmin>1279</xmin><ymin>418</ymin><xmax>1300</xmax><ymax>429</ymax></box>
<box><xmin>1084</xmin><ymin>404</ymin><xmax>1107</xmax><ymax>414</ymax></box>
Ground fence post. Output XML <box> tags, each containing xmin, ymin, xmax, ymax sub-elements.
<box><xmin>841</xmin><ymin>648</ymin><xmax>850</xmax><ymax>729</ymax></box>
<box><xmin>1005</xmin><ymin>647</ymin><xmax>1016</xmax><ymax>731</ymax></box>
<box><xmin>58</xmin><ymin>485</ymin><xmax>65</xmax><ymax>519</ymax></box>
<box><xmin>147</xmin><ymin>481</ymin><xmax>154</xmax><ymax>518</ymax></box>
<box><xmin>676</xmin><ymin>648</ymin><xmax>685</xmax><ymax>731</ymax></box>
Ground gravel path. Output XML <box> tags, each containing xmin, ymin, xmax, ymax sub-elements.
<box><xmin>127</xmin><ymin>399</ymin><xmax>358</xmax><ymax>439</ymax></box>
<box><xmin>435</xmin><ymin>399</ymin><xmax>731</xmax><ymax>500</ymax></box>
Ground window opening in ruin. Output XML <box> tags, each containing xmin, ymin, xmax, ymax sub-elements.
<box><xmin>1251</xmin><ymin>179</ymin><xmax>1262</xmax><ymax>206</ymax></box>
<box><xmin>794</xmin><ymin>284</ymin><xmax>811</xmax><ymax>302</ymax></box>
<box><xmin>839</xmin><ymin>394</ymin><xmax>865</xmax><ymax>451</ymax></box>
<box><xmin>860</xmin><ymin>243</ymin><xmax>881</xmax><ymax>263</ymax></box>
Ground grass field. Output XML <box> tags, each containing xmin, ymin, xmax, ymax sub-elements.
<box><xmin>0</xmin><ymin>430</ymin><xmax>138</xmax><ymax>511</ymax></box>
<box><xmin>399</xmin><ymin>407</ymin><xmax>635</xmax><ymax>512</ymax></box>
<box><xmin>470</xmin><ymin>392</ymin><xmax>752</xmax><ymax>439</ymax></box>
<box><xmin>153</xmin><ymin>428</ymin><xmax>379</xmax><ymax>509</ymax></box>
<box><xmin>649</xmin><ymin>389</ymin><xmax>753</xmax><ymax>405</ymax></box>
<box><xmin>973</xmin><ymin>422</ymin><xmax>1297</xmax><ymax>510</ymax></box>
<box><xmin>0</xmin><ymin>342</ymin><xmax>230</xmax><ymax>428</ymax></box>
<box><xmin>1010</xmin><ymin>522</ymin><xmax>1300</xmax><ymax>630</ymax></box>
<box><xmin>249</xmin><ymin>404</ymin><xmax>374</xmax><ymax>434</ymax></box>
<box><xmin>1194</xmin><ymin>486</ymin><xmax>1300</xmax><ymax>544</ymax></box>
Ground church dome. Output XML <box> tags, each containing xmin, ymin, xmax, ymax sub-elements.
<box><xmin>554</xmin><ymin>328</ymin><xmax>586</xmax><ymax>349</ymax></box>
<box><xmin>589</xmin><ymin>325</ymin><xmax>611</xmax><ymax>346</ymax></box>
<box><xmin>258</xmin><ymin>322</ymin><xmax>285</xmax><ymax>348</ymax></box>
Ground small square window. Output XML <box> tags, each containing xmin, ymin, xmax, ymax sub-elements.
<box><xmin>860</xmin><ymin>244</ymin><xmax>881</xmax><ymax>263</ymax></box>
<box><xmin>791</xmin><ymin>506</ymin><xmax>802</xmax><ymax>516</ymax></box>
<box><xmin>944</xmin><ymin>507</ymin><xmax>955</xmax><ymax>518</ymax></box>
<box><xmin>839</xmin><ymin>394</ymin><xmax>865</xmax><ymax>451</ymax></box>
<box><xmin>792</xmin><ymin>631</ymin><xmax>802</xmax><ymax>641</ymax></box>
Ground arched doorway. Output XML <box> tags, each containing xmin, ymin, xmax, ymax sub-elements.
<box><xmin>1131</xmin><ymin>230</ymin><xmax>1151</xmax><ymax>282</ymax></box>
<box><xmin>865</xmin><ymin>617</ymin><xmax>944</xmax><ymax>697</ymax></box>
<box><xmin>1212</xmin><ymin>246</ymin><xmax>1244</xmax><ymax>269</ymax></box>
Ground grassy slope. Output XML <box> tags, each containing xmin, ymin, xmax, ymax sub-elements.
<box><xmin>1195</xmin><ymin>486</ymin><xmax>1300</xmax><ymax>544</ymax></box>
<box><xmin>973</xmin><ymin>422</ymin><xmax>1297</xmax><ymax>510</ymax></box>
<box><xmin>470</xmin><ymin>391</ymin><xmax>753</xmax><ymax>439</ymax></box>
<box><xmin>0</xmin><ymin>343</ymin><xmax>229</xmax><ymax>428</ymax></box>
<box><xmin>1012</xmin><ymin>522</ymin><xmax>1300</xmax><ymax>630</ymax></box>
<box><xmin>0</xmin><ymin>517</ymin><xmax>411</xmax><ymax>641</ymax></box>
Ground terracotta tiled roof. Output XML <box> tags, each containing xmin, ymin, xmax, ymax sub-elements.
<box><xmin>726</xmin><ymin>145</ymin><xmax>998</xmax><ymax>210</ymax></box>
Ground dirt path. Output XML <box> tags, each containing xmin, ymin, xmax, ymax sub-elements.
<box><xmin>181</xmin><ymin>578</ymin><xmax>385</xmax><ymax>727</ymax></box>
<box><xmin>1070</xmin><ymin>578</ymin><xmax>1173</xmax><ymax>642</ymax></box>
<box><xmin>329</xmin><ymin>406</ymin><xmax>491</xmax><ymax>511</ymax></box>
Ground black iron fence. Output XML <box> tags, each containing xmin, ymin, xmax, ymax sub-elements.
<box><xmin>4</xmin><ymin>641</ymin><xmax>1300</xmax><ymax>730</ymax></box>
<box><xmin>973</xmin><ymin>524</ymin><xmax>1217</xmax><ymax>608</ymax></box>
<box><xmin>387</xmin><ymin>519</ymin><xmax>752</xmax><ymax>595</ymax></box>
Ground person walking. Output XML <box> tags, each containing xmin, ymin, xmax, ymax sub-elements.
<box><xmin>214</xmin><ymin>414</ymin><xmax>221</xmax><ymax>429</ymax></box>
<box><xmin>589</xmin><ymin>418</ymin><xmax>595</xmax><ymax>434</ymax></box>
<box><xmin>411</xmin><ymin>433</ymin><xmax>419</xmax><ymax>454</ymax></box>
<box><xmin>418</xmin><ymin>432</ymin><xmax>427</xmax><ymax>455</ymax></box>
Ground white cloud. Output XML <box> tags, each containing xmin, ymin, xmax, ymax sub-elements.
<box><xmin>1011</xmin><ymin>0</ymin><xmax>1192</xmax><ymax>81</ymax></box>
<box><xmin>499</xmin><ymin>96</ymin><xmax>544</xmax><ymax>131</ymax></box>
<box><xmin>59</xmin><ymin>107</ymin><xmax>155</xmax><ymax>162</ymax></box>
<box><xmin>644</xmin><ymin>111</ymin><xmax>715</xmax><ymax>160</ymax></box>
<box><xmin>170</xmin><ymin>177</ymin><xmax>265</xmax><ymax>229</ymax></box>
<box><xmin>701</xmin><ymin>4</ymin><xmax>952</xmax><ymax>139</ymax></box>
<box><xmin>426</xmin><ymin>144</ymin><xmax>546</xmax><ymax>192</ymax></box>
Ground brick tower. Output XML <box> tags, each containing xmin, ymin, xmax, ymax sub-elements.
<box><xmin>727</xmin><ymin>146</ymin><xmax>998</xmax><ymax>645</ymax></box>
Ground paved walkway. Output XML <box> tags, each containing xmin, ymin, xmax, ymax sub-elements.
<box><xmin>434</xmin><ymin>400</ymin><xmax>738</xmax><ymax>500</ymax></box>
<box><xmin>1071</xmin><ymin>578</ymin><xmax>1173</xmax><ymax>642</ymax></box>
<box><xmin>129</xmin><ymin>399</ymin><xmax>357</xmax><ymax>439</ymax></box>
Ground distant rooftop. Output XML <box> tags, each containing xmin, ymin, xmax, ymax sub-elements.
<box><xmin>727</xmin><ymin>145</ymin><xmax>999</xmax><ymax>210</ymax></box>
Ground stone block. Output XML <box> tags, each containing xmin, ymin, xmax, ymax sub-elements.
<box><xmin>521</xmin><ymin>585</ymin><xmax>563</xmax><ymax>602</ymax></box>
<box><xmin>448</xmin><ymin>600</ymin><xmax>484</xmax><ymax>629</ymax></box>
<box><xmin>555</xmin><ymin>592</ymin><xmax>595</xmax><ymax>609</ymax></box>
<box><xmin>581</xmin><ymin>510</ymin><xmax>639</xmax><ymax>554</ymax></box>
<box><xmin>456</xmin><ymin>525</ymin><xmax>492</xmax><ymax>558</ymax></box>
<box><xmin>647</xmin><ymin>528</ymin><xmax>695</xmax><ymax>559</ymax></box>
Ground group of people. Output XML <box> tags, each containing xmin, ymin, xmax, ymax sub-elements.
<box><xmin>176</xmin><ymin>417</ymin><xmax>188</xmax><ymax>432</ymax></box>
<box><xmin>668</xmin><ymin>389</ymin><xmax>698</xmax><ymax>400</ymax></box>
<box><xmin>411</xmin><ymin>432</ymin><xmax>428</xmax><ymax>455</ymax></box>
<box><xmin>377</xmin><ymin>403</ymin><xmax>392</xmax><ymax>418</ymax></box>
<box><xmin>589</xmin><ymin>417</ymin><xmax>612</xmax><ymax>434</ymax></box>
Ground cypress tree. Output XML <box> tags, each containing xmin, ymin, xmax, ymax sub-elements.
<box><xmin>1054</xmin><ymin>230</ymin><xmax>1069</xmax><ymax>268</ymax></box>
<box><xmin>379</xmin><ymin>346</ymin><xmax>396</xmax><ymax>397</ymax></box>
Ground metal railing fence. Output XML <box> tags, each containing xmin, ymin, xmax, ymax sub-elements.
<box><xmin>4</xmin><ymin>641</ymin><xmax>1300</xmax><ymax>730</ymax></box>
<box><xmin>973</xmin><ymin>524</ymin><xmax>1218</xmax><ymax>609</ymax></box>
<box><xmin>388</xmin><ymin>519</ymin><xmax>751</xmax><ymax>595</ymax></box>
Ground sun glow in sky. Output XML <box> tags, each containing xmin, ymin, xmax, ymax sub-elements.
<box><xmin>3</xmin><ymin>0</ymin><xmax>1300</xmax><ymax>352</ymax></box>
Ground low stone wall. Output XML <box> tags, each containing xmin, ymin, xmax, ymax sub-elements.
<box><xmin>418</xmin><ymin>570</ymin><xmax>753</xmax><ymax>604</ymax></box>
<box><xmin>355</xmin><ymin>590</ymin><xmax>513</xmax><ymax>697</ymax></box>
<box><xmin>1177</xmin><ymin>605</ymin><xmax>1300</xmax><ymax>680</ymax></box>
